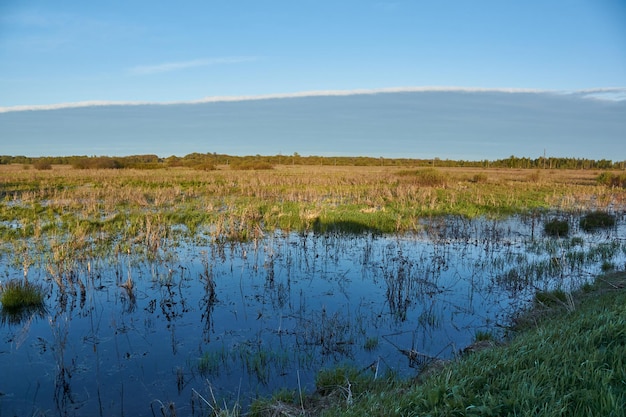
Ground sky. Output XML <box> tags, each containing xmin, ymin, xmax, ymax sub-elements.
<box><xmin>1</xmin><ymin>0</ymin><xmax>625</xmax><ymax>107</ymax></box>
<box><xmin>0</xmin><ymin>0</ymin><xmax>625</xmax><ymax>159</ymax></box>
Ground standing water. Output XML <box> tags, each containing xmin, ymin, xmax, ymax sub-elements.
<box><xmin>0</xmin><ymin>213</ymin><xmax>624</xmax><ymax>416</ymax></box>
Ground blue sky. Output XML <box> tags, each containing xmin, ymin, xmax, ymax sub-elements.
<box><xmin>1</xmin><ymin>0</ymin><xmax>625</xmax><ymax>108</ymax></box>
<box><xmin>0</xmin><ymin>1</ymin><xmax>624</xmax><ymax>160</ymax></box>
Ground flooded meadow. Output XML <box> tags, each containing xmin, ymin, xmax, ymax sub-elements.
<box><xmin>1</xmin><ymin>211</ymin><xmax>625</xmax><ymax>416</ymax></box>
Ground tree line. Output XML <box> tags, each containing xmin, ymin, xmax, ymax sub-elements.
<box><xmin>0</xmin><ymin>153</ymin><xmax>624</xmax><ymax>170</ymax></box>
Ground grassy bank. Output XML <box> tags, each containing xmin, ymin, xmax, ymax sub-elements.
<box><xmin>250</xmin><ymin>272</ymin><xmax>626</xmax><ymax>417</ymax></box>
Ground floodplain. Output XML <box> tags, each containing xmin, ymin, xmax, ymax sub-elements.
<box><xmin>0</xmin><ymin>163</ymin><xmax>625</xmax><ymax>416</ymax></box>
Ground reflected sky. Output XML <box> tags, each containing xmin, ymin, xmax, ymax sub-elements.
<box><xmin>0</xmin><ymin>213</ymin><xmax>624</xmax><ymax>415</ymax></box>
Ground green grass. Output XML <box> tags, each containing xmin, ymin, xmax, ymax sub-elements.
<box><xmin>472</xmin><ymin>330</ymin><xmax>496</xmax><ymax>342</ymax></box>
<box><xmin>0</xmin><ymin>279</ymin><xmax>45</xmax><ymax>310</ymax></box>
<box><xmin>197</xmin><ymin>348</ymin><xmax>228</xmax><ymax>376</ymax></box>
<box><xmin>363</xmin><ymin>336</ymin><xmax>379</xmax><ymax>351</ymax></box>
<box><xmin>0</xmin><ymin>279</ymin><xmax>47</xmax><ymax>325</ymax></box>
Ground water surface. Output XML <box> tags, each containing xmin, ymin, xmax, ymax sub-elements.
<box><xmin>0</xmin><ymin>213</ymin><xmax>624</xmax><ymax>416</ymax></box>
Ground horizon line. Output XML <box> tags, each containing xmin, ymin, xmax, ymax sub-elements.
<box><xmin>1</xmin><ymin>86</ymin><xmax>625</xmax><ymax>114</ymax></box>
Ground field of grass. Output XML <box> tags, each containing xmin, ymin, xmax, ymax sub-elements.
<box><xmin>1</xmin><ymin>164</ymin><xmax>622</xmax><ymax>249</ymax></box>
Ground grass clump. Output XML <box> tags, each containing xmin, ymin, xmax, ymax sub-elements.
<box><xmin>0</xmin><ymin>279</ymin><xmax>45</xmax><ymax>310</ymax></box>
<box><xmin>315</xmin><ymin>366</ymin><xmax>363</xmax><ymax>396</ymax></box>
<box><xmin>471</xmin><ymin>172</ymin><xmax>488</xmax><ymax>183</ymax></box>
<box><xmin>472</xmin><ymin>330</ymin><xmax>496</xmax><ymax>342</ymax></box>
<box><xmin>0</xmin><ymin>279</ymin><xmax>47</xmax><ymax>325</ymax></box>
<box><xmin>197</xmin><ymin>349</ymin><xmax>226</xmax><ymax>376</ymax></box>
<box><xmin>580</xmin><ymin>211</ymin><xmax>616</xmax><ymax>232</ymax></box>
<box><xmin>363</xmin><ymin>337</ymin><xmax>379</xmax><ymax>351</ymax></box>
<box><xmin>396</xmin><ymin>168</ymin><xmax>449</xmax><ymax>187</ymax></box>
<box><xmin>249</xmin><ymin>389</ymin><xmax>301</xmax><ymax>417</ymax></box>
<box><xmin>544</xmin><ymin>218</ymin><xmax>570</xmax><ymax>237</ymax></box>
<box><xmin>532</xmin><ymin>288</ymin><xmax>574</xmax><ymax>312</ymax></box>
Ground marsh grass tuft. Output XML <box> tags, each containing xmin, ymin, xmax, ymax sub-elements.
<box><xmin>0</xmin><ymin>279</ymin><xmax>47</xmax><ymax>325</ymax></box>
<box><xmin>472</xmin><ymin>330</ymin><xmax>496</xmax><ymax>342</ymax></box>
<box><xmin>314</xmin><ymin>365</ymin><xmax>396</xmax><ymax>398</ymax></box>
<box><xmin>471</xmin><ymin>172</ymin><xmax>488</xmax><ymax>183</ymax></box>
<box><xmin>363</xmin><ymin>337</ymin><xmax>379</xmax><ymax>351</ymax></box>
<box><xmin>544</xmin><ymin>218</ymin><xmax>569</xmax><ymax>237</ymax></box>
<box><xmin>395</xmin><ymin>168</ymin><xmax>449</xmax><ymax>187</ymax></box>
<box><xmin>534</xmin><ymin>289</ymin><xmax>571</xmax><ymax>309</ymax></box>
<box><xmin>580</xmin><ymin>211</ymin><xmax>616</xmax><ymax>232</ymax></box>
<box><xmin>198</xmin><ymin>349</ymin><xmax>227</xmax><ymax>376</ymax></box>
<box><xmin>0</xmin><ymin>279</ymin><xmax>45</xmax><ymax>310</ymax></box>
<box><xmin>249</xmin><ymin>389</ymin><xmax>300</xmax><ymax>417</ymax></box>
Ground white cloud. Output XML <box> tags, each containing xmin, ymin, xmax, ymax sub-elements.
<box><xmin>566</xmin><ymin>87</ymin><xmax>626</xmax><ymax>102</ymax></box>
<box><xmin>128</xmin><ymin>56</ymin><xmax>258</xmax><ymax>75</ymax></box>
<box><xmin>1</xmin><ymin>86</ymin><xmax>624</xmax><ymax>114</ymax></box>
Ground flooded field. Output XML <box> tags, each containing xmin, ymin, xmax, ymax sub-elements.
<box><xmin>1</xmin><ymin>212</ymin><xmax>624</xmax><ymax>416</ymax></box>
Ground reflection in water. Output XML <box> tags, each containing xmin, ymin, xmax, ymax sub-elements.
<box><xmin>0</xmin><ymin>303</ymin><xmax>47</xmax><ymax>327</ymax></box>
<box><xmin>0</xmin><ymin>214</ymin><xmax>624</xmax><ymax>415</ymax></box>
<box><xmin>50</xmin><ymin>315</ymin><xmax>76</xmax><ymax>414</ymax></box>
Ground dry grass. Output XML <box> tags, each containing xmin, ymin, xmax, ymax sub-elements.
<box><xmin>1</xmin><ymin>164</ymin><xmax>623</xmax><ymax>248</ymax></box>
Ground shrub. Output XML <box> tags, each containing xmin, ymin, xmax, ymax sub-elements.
<box><xmin>597</xmin><ymin>172</ymin><xmax>626</xmax><ymax>188</ymax></box>
<box><xmin>33</xmin><ymin>159</ymin><xmax>52</xmax><ymax>170</ymax></box>
<box><xmin>230</xmin><ymin>161</ymin><xmax>274</xmax><ymax>170</ymax></box>
<box><xmin>72</xmin><ymin>156</ymin><xmax>122</xmax><ymax>169</ymax></box>
<box><xmin>191</xmin><ymin>162</ymin><xmax>216</xmax><ymax>171</ymax></box>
